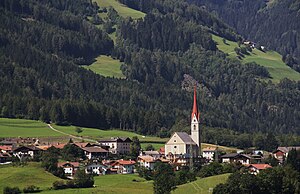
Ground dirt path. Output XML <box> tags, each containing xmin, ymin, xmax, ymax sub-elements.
<box><xmin>47</xmin><ymin>124</ymin><xmax>98</xmax><ymax>143</ymax></box>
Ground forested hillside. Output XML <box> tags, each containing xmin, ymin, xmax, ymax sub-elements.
<box><xmin>0</xmin><ymin>0</ymin><xmax>300</xmax><ymax>149</ymax></box>
<box><xmin>189</xmin><ymin>0</ymin><xmax>300</xmax><ymax>72</ymax></box>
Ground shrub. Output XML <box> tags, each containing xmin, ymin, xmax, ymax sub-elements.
<box><xmin>3</xmin><ymin>186</ymin><xmax>21</xmax><ymax>194</ymax></box>
<box><xmin>52</xmin><ymin>181</ymin><xmax>66</xmax><ymax>190</ymax></box>
<box><xmin>66</xmin><ymin>180</ymin><xmax>76</xmax><ymax>188</ymax></box>
<box><xmin>23</xmin><ymin>185</ymin><xmax>40</xmax><ymax>193</ymax></box>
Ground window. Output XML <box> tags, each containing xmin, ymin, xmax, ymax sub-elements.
<box><xmin>193</xmin><ymin>125</ymin><xmax>196</xmax><ymax>130</ymax></box>
<box><xmin>174</xmin><ymin>146</ymin><xmax>177</xmax><ymax>149</ymax></box>
<box><xmin>174</xmin><ymin>140</ymin><xmax>176</xmax><ymax>142</ymax></box>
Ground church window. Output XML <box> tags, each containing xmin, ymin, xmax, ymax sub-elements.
<box><xmin>174</xmin><ymin>140</ymin><xmax>176</xmax><ymax>142</ymax></box>
<box><xmin>174</xmin><ymin>146</ymin><xmax>177</xmax><ymax>149</ymax></box>
<box><xmin>193</xmin><ymin>125</ymin><xmax>196</xmax><ymax>130</ymax></box>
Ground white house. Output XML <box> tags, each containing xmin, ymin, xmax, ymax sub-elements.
<box><xmin>202</xmin><ymin>147</ymin><xmax>217</xmax><ymax>162</ymax></box>
<box><xmin>98</xmin><ymin>137</ymin><xmax>132</xmax><ymax>154</ymax></box>
<box><xmin>85</xmin><ymin>163</ymin><xmax>108</xmax><ymax>175</ymax></box>
<box><xmin>221</xmin><ymin>153</ymin><xmax>251</xmax><ymax>165</ymax></box>
<box><xmin>111</xmin><ymin>159</ymin><xmax>136</xmax><ymax>174</ymax></box>
<box><xmin>57</xmin><ymin>162</ymin><xmax>80</xmax><ymax>177</ymax></box>
<box><xmin>248</xmin><ymin>164</ymin><xmax>272</xmax><ymax>175</ymax></box>
<box><xmin>13</xmin><ymin>145</ymin><xmax>42</xmax><ymax>159</ymax></box>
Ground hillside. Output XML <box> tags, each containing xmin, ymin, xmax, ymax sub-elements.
<box><xmin>190</xmin><ymin>0</ymin><xmax>300</xmax><ymax>72</ymax></box>
<box><xmin>212</xmin><ymin>35</ymin><xmax>300</xmax><ymax>82</ymax></box>
<box><xmin>1</xmin><ymin>0</ymin><xmax>300</xmax><ymax>150</ymax></box>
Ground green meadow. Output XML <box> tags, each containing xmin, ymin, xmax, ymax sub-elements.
<box><xmin>0</xmin><ymin>118</ymin><xmax>60</xmax><ymax>137</ymax></box>
<box><xmin>212</xmin><ymin>34</ymin><xmax>300</xmax><ymax>83</ymax></box>
<box><xmin>94</xmin><ymin>0</ymin><xmax>145</xmax><ymax>19</ymax></box>
<box><xmin>0</xmin><ymin>163</ymin><xmax>61</xmax><ymax>192</ymax></box>
<box><xmin>82</xmin><ymin>55</ymin><xmax>125</xmax><ymax>78</ymax></box>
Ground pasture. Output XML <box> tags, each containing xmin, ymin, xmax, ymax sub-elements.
<box><xmin>212</xmin><ymin>34</ymin><xmax>300</xmax><ymax>83</ymax></box>
<box><xmin>82</xmin><ymin>55</ymin><xmax>125</xmax><ymax>78</ymax></box>
<box><xmin>0</xmin><ymin>163</ymin><xmax>61</xmax><ymax>192</ymax></box>
<box><xmin>94</xmin><ymin>0</ymin><xmax>145</xmax><ymax>19</ymax></box>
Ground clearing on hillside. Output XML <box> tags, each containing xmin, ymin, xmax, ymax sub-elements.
<box><xmin>212</xmin><ymin>34</ymin><xmax>300</xmax><ymax>83</ymax></box>
<box><xmin>94</xmin><ymin>0</ymin><xmax>145</xmax><ymax>19</ymax></box>
<box><xmin>82</xmin><ymin>55</ymin><xmax>125</xmax><ymax>78</ymax></box>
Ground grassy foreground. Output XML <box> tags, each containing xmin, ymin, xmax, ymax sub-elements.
<box><xmin>83</xmin><ymin>55</ymin><xmax>125</xmax><ymax>78</ymax></box>
<box><xmin>0</xmin><ymin>163</ymin><xmax>61</xmax><ymax>192</ymax></box>
<box><xmin>212</xmin><ymin>34</ymin><xmax>300</xmax><ymax>83</ymax></box>
<box><xmin>0</xmin><ymin>163</ymin><xmax>228</xmax><ymax>194</ymax></box>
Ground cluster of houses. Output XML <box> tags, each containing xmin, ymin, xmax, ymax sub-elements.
<box><xmin>0</xmin><ymin>88</ymin><xmax>298</xmax><ymax>177</ymax></box>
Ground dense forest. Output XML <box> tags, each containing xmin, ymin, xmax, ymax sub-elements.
<box><xmin>188</xmin><ymin>0</ymin><xmax>300</xmax><ymax>72</ymax></box>
<box><xmin>0</xmin><ymin>0</ymin><xmax>300</xmax><ymax>149</ymax></box>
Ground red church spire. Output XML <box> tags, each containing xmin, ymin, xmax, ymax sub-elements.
<box><xmin>191</xmin><ymin>85</ymin><xmax>200</xmax><ymax>120</ymax></box>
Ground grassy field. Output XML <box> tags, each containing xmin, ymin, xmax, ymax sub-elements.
<box><xmin>82</xmin><ymin>55</ymin><xmax>125</xmax><ymax>78</ymax></box>
<box><xmin>0</xmin><ymin>118</ymin><xmax>61</xmax><ymax>137</ymax></box>
<box><xmin>0</xmin><ymin>163</ymin><xmax>61</xmax><ymax>192</ymax></box>
<box><xmin>94</xmin><ymin>0</ymin><xmax>145</xmax><ymax>19</ymax></box>
<box><xmin>173</xmin><ymin>173</ymin><xmax>230</xmax><ymax>194</ymax></box>
<box><xmin>212</xmin><ymin>34</ymin><xmax>300</xmax><ymax>83</ymax></box>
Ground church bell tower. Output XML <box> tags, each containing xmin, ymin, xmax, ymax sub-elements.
<box><xmin>191</xmin><ymin>86</ymin><xmax>201</xmax><ymax>150</ymax></box>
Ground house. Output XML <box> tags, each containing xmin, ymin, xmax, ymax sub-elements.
<box><xmin>111</xmin><ymin>159</ymin><xmax>136</xmax><ymax>174</ymax></box>
<box><xmin>82</xmin><ymin>146</ymin><xmax>108</xmax><ymax>160</ymax></box>
<box><xmin>165</xmin><ymin>86</ymin><xmax>201</xmax><ymax>163</ymax></box>
<box><xmin>73</xmin><ymin>142</ymin><xmax>92</xmax><ymax>148</ymax></box>
<box><xmin>13</xmin><ymin>145</ymin><xmax>42</xmax><ymax>159</ymax></box>
<box><xmin>138</xmin><ymin>155</ymin><xmax>157</xmax><ymax>170</ymax></box>
<box><xmin>57</xmin><ymin>162</ymin><xmax>80</xmax><ymax>177</ymax></box>
<box><xmin>248</xmin><ymin>164</ymin><xmax>272</xmax><ymax>175</ymax></box>
<box><xmin>159</xmin><ymin>147</ymin><xmax>165</xmax><ymax>155</ymax></box>
<box><xmin>202</xmin><ymin>147</ymin><xmax>217</xmax><ymax>162</ymax></box>
<box><xmin>273</xmin><ymin>146</ymin><xmax>300</xmax><ymax>163</ymax></box>
<box><xmin>85</xmin><ymin>163</ymin><xmax>108</xmax><ymax>175</ymax></box>
<box><xmin>221</xmin><ymin>153</ymin><xmax>251</xmax><ymax>165</ymax></box>
<box><xmin>98</xmin><ymin>137</ymin><xmax>132</xmax><ymax>154</ymax></box>
<box><xmin>140</xmin><ymin>150</ymin><xmax>161</xmax><ymax>159</ymax></box>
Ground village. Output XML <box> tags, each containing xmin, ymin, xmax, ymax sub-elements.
<box><xmin>1</xmin><ymin>88</ymin><xmax>299</xmax><ymax>180</ymax></box>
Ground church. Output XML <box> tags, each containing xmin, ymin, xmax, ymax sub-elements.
<box><xmin>165</xmin><ymin>86</ymin><xmax>201</xmax><ymax>159</ymax></box>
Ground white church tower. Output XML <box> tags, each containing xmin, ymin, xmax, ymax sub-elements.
<box><xmin>190</xmin><ymin>86</ymin><xmax>201</xmax><ymax>152</ymax></box>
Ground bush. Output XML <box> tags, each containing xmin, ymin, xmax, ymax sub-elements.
<box><xmin>23</xmin><ymin>185</ymin><xmax>40</xmax><ymax>193</ymax></box>
<box><xmin>3</xmin><ymin>186</ymin><xmax>21</xmax><ymax>194</ymax></box>
<box><xmin>52</xmin><ymin>181</ymin><xmax>66</xmax><ymax>190</ymax></box>
<box><xmin>66</xmin><ymin>180</ymin><xmax>76</xmax><ymax>188</ymax></box>
<box><xmin>74</xmin><ymin>169</ymin><xmax>94</xmax><ymax>188</ymax></box>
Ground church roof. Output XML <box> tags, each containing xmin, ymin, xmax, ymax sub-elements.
<box><xmin>175</xmin><ymin>132</ymin><xmax>197</xmax><ymax>145</ymax></box>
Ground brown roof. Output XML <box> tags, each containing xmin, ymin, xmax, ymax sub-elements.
<box><xmin>112</xmin><ymin>159</ymin><xmax>136</xmax><ymax>166</ymax></box>
<box><xmin>73</xmin><ymin>143</ymin><xmax>91</xmax><ymax>148</ymax></box>
<box><xmin>13</xmin><ymin>145</ymin><xmax>42</xmax><ymax>152</ymax></box>
<box><xmin>203</xmin><ymin>147</ymin><xmax>217</xmax><ymax>152</ymax></box>
<box><xmin>275</xmin><ymin>147</ymin><xmax>300</xmax><ymax>153</ymax></box>
<box><xmin>52</xmin><ymin>144</ymin><xmax>66</xmax><ymax>149</ymax></box>
<box><xmin>138</xmin><ymin>156</ymin><xmax>155</xmax><ymax>163</ymax></box>
<box><xmin>58</xmin><ymin>162</ymin><xmax>80</xmax><ymax>168</ymax></box>
<box><xmin>82</xmin><ymin>146</ymin><xmax>108</xmax><ymax>153</ymax></box>
<box><xmin>36</xmin><ymin>145</ymin><xmax>52</xmax><ymax>151</ymax></box>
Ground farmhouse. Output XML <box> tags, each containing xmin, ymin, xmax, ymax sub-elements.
<box><xmin>98</xmin><ymin>137</ymin><xmax>132</xmax><ymax>154</ymax></box>
<box><xmin>140</xmin><ymin>150</ymin><xmax>161</xmax><ymax>159</ymax></box>
<box><xmin>13</xmin><ymin>145</ymin><xmax>42</xmax><ymax>159</ymax></box>
<box><xmin>0</xmin><ymin>145</ymin><xmax>13</xmax><ymax>153</ymax></box>
<box><xmin>247</xmin><ymin>164</ymin><xmax>272</xmax><ymax>175</ymax></box>
<box><xmin>58</xmin><ymin>162</ymin><xmax>80</xmax><ymax>177</ymax></box>
<box><xmin>82</xmin><ymin>146</ymin><xmax>109</xmax><ymax>160</ymax></box>
<box><xmin>221</xmin><ymin>153</ymin><xmax>251</xmax><ymax>165</ymax></box>
<box><xmin>273</xmin><ymin>146</ymin><xmax>300</xmax><ymax>163</ymax></box>
<box><xmin>85</xmin><ymin>163</ymin><xmax>108</xmax><ymax>175</ymax></box>
<box><xmin>202</xmin><ymin>147</ymin><xmax>217</xmax><ymax>162</ymax></box>
<box><xmin>111</xmin><ymin>159</ymin><xmax>136</xmax><ymax>174</ymax></box>
<box><xmin>165</xmin><ymin>86</ymin><xmax>201</xmax><ymax>165</ymax></box>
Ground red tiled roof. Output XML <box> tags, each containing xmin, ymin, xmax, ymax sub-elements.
<box><xmin>249</xmin><ymin>164</ymin><xmax>272</xmax><ymax>170</ymax></box>
<box><xmin>112</xmin><ymin>160</ymin><xmax>136</xmax><ymax>166</ymax></box>
<box><xmin>52</xmin><ymin>144</ymin><xmax>66</xmax><ymax>149</ymax></box>
<box><xmin>74</xmin><ymin>143</ymin><xmax>90</xmax><ymax>148</ymax></box>
<box><xmin>0</xmin><ymin>145</ymin><xmax>12</xmax><ymax>151</ymax></box>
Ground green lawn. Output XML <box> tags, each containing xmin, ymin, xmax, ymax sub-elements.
<box><xmin>0</xmin><ymin>163</ymin><xmax>61</xmax><ymax>192</ymax></box>
<box><xmin>82</xmin><ymin>55</ymin><xmax>125</xmax><ymax>78</ymax></box>
<box><xmin>212</xmin><ymin>34</ymin><xmax>300</xmax><ymax>83</ymax></box>
<box><xmin>0</xmin><ymin>118</ymin><xmax>61</xmax><ymax>137</ymax></box>
<box><xmin>94</xmin><ymin>0</ymin><xmax>145</xmax><ymax>19</ymax></box>
<box><xmin>42</xmin><ymin>174</ymin><xmax>153</xmax><ymax>194</ymax></box>
<box><xmin>173</xmin><ymin>173</ymin><xmax>230</xmax><ymax>194</ymax></box>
